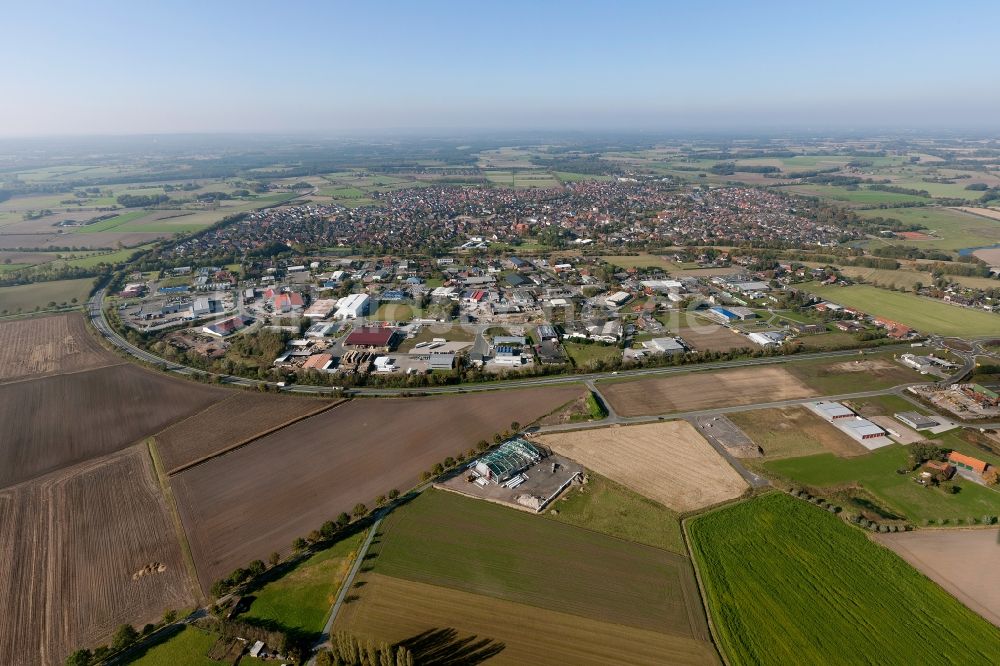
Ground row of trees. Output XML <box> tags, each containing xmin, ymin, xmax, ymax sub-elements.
<box><xmin>65</xmin><ymin>610</ymin><xmax>178</xmax><ymax>665</ymax></box>
<box><xmin>317</xmin><ymin>632</ymin><xmax>414</xmax><ymax>666</ymax></box>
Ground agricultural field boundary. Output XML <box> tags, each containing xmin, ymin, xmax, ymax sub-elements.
<box><xmin>146</xmin><ymin>439</ymin><xmax>203</xmax><ymax>601</ymax></box>
<box><xmin>162</xmin><ymin>398</ymin><xmax>347</xmax><ymax>476</ymax></box>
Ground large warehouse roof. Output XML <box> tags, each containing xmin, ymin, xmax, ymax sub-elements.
<box><xmin>476</xmin><ymin>438</ymin><xmax>543</xmax><ymax>482</ymax></box>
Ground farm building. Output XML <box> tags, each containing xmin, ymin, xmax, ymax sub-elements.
<box><xmin>707</xmin><ymin>306</ymin><xmax>755</xmax><ymax>324</ymax></box>
<box><xmin>537</xmin><ymin>325</ymin><xmax>558</xmax><ymax>341</ymax></box>
<box><xmin>947</xmin><ymin>451</ymin><xmax>989</xmax><ymax>476</ymax></box>
<box><xmin>923</xmin><ymin>460</ymin><xmax>955</xmax><ymax>480</ymax></box>
<box><xmin>604</xmin><ymin>291</ymin><xmax>631</xmax><ymax>307</ymax></box>
<box><xmin>643</xmin><ymin>337</ymin><xmax>686</xmax><ymax>355</ymax></box>
<box><xmin>813</xmin><ymin>401</ymin><xmax>856</xmax><ymax>421</ymax></box>
<box><xmin>302</xmin><ymin>353</ymin><xmax>334</xmax><ymax>371</ymax></box>
<box><xmin>429</xmin><ymin>353</ymin><xmax>456</xmax><ymax>370</ymax></box>
<box><xmin>748</xmin><ymin>331</ymin><xmax>786</xmax><ymax>347</ymax></box>
<box><xmin>202</xmin><ymin>315</ymin><xmax>249</xmax><ymax>338</ymax></box>
<box><xmin>344</xmin><ymin>326</ymin><xmax>399</xmax><ymax>351</ymax></box>
<box><xmin>334</xmin><ymin>293</ymin><xmax>370</xmax><ymax>320</ymax></box>
<box><xmin>273</xmin><ymin>292</ymin><xmax>304</xmax><ymax>313</ymax></box>
<box><xmin>303</xmin><ymin>298</ymin><xmax>338</xmax><ymax>319</ymax></box>
<box><xmin>895</xmin><ymin>412</ymin><xmax>938</xmax><ymax>430</ymax></box>
<box><xmin>841</xmin><ymin>418</ymin><xmax>886</xmax><ymax>442</ymax></box>
<box><xmin>474</xmin><ymin>438</ymin><xmax>545</xmax><ymax>485</ymax></box>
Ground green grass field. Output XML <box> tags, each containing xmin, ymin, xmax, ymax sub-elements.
<box><xmin>0</xmin><ymin>277</ymin><xmax>94</xmax><ymax>313</ymax></box>
<box><xmin>563</xmin><ymin>342</ymin><xmax>621</xmax><ymax>368</ymax></box>
<box><xmin>61</xmin><ymin>243</ymin><xmax>157</xmax><ymax>269</ymax></box>
<box><xmin>600</xmin><ymin>253</ymin><xmax>674</xmax><ymax>269</ymax></box>
<box><xmin>762</xmin><ymin>445</ymin><xmax>1000</xmax><ymax>524</ymax></box>
<box><xmin>545</xmin><ymin>472</ymin><xmax>685</xmax><ymax>553</ymax></box>
<box><xmin>243</xmin><ymin>531</ymin><xmax>364</xmax><ymax>635</ymax></box>
<box><xmin>129</xmin><ymin>625</ymin><xmax>225</xmax><ymax>666</ymax></box>
<box><xmin>805</xmin><ymin>283</ymin><xmax>1000</xmax><ymax>336</ymax></box>
<box><xmin>74</xmin><ymin>210</ymin><xmax>147</xmax><ymax>233</ymax></box>
<box><xmin>371</xmin><ymin>489</ymin><xmax>706</xmax><ymax>636</ymax></box>
<box><xmin>778</xmin><ymin>184</ymin><xmax>928</xmax><ymax>205</ymax></box>
<box><xmin>688</xmin><ymin>493</ymin><xmax>1000</xmax><ymax>666</ymax></box>
<box><xmin>857</xmin><ymin>206</ymin><xmax>1000</xmax><ymax>251</ymax></box>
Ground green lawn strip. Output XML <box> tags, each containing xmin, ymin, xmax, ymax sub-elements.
<box><xmin>129</xmin><ymin>625</ymin><xmax>225</xmax><ymax>666</ymax></box>
<box><xmin>242</xmin><ymin>531</ymin><xmax>365</xmax><ymax>635</ymax></box>
<box><xmin>544</xmin><ymin>472</ymin><xmax>685</xmax><ymax>554</ymax></box>
<box><xmin>563</xmin><ymin>342</ymin><xmax>621</xmax><ymax>368</ymax></box>
<box><xmin>688</xmin><ymin>493</ymin><xmax>1000</xmax><ymax>666</ymax></box>
<box><xmin>762</xmin><ymin>445</ymin><xmax>1000</xmax><ymax>524</ymax></box>
<box><xmin>74</xmin><ymin>210</ymin><xmax>147</xmax><ymax>233</ymax></box>
<box><xmin>805</xmin><ymin>282</ymin><xmax>1000</xmax><ymax>337</ymax></box>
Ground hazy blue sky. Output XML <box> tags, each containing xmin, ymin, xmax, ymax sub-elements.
<box><xmin>3</xmin><ymin>0</ymin><xmax>999</xmax><ymax>136</ymax></box>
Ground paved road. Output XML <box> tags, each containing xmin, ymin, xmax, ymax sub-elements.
<box><xmin>533</xmin><ymin>384</ymin><xmax>929</xmax><ymax>433</ymax></box>
<box><xmin>90</xmin><ymin>288</ymin><xmax>921</xmax><ymax>397</ymax></box>
<box><xmin>306</xmin><ymin>516</ymin><xmax>384</xmax><ymax>665</ymax></box>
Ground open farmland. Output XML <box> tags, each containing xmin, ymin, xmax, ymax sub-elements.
<box><xmin>536</xmin><ymin>421</ymin><xmax>748</xmax><ymax>512</ymax></box>
<box><xmin>170</xmin><ymin>386</ymin><xmax>584</xmax><ymax>589</ymax></box>
<box><xmin>688</xmin><ymin>493</ymin><xmax>1000</xmax><ymax>666</ymax></box>
<box><xmin>154</xmin><ymin>392</ymin><xmax>338</xmax><ymax>473</ymax></box>
<box><xmin>728</xmin><ymin>406</ymin><xmax>868</xmax><ymax>459</ymax></box>
<box><xmin>0</xmin><ymin>312</ymin><xmax>117</xmax><ymax>382</ymax></box>
<box><xmin>807</xmin><ymin>283</ymin><xmax>1000</xmax><ymax>337</ymax></box>
<box><xmin>0</xmin><ymin>363</ymin><xmax>226</xmax><ymax>488</ymax></box>
<box><xmin>0</xmin><ymin>277</ymin><xmax>95</xmax><ymax>313</ymax></box>
<box><xmin>0</xmin><ymin>446</ymin><xmax>196</xmax><ymax>665</ymax></box>
<box><xmin>784</xmin><ymin>355</ymin><xmax>924</xmax><ymax>394</ymax></box>
<box><xmin>352</xmin><ymin>489</ymin><xmax>714</xmax><ymax>661</ymax></box>
<box><xmin>762</xmin><ymin>445</ymin><xmax>1000</xmax><ymax>527</ymax></box>
<box><xmin>598</xmin><ymin>366</ymin><xmax>817</xmax><ymax>417</ymax></box>
<box><xmin>336</xmin><ymin>574</ymin><xmax>718</xmax><ymax>666</ymax></box>
<box><xmin>875</xmin><ymin>528</ymin><xmax>1000</xmax><ymax>627</ymax></box>
<box><xmin>858</xmin><ymin>206</ymin><xmax>1000</xmax><ymax>252</ymax></box>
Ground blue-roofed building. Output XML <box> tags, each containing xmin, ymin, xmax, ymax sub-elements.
<box><xmin>381</xmin><ymin>290</ymin><xmax>407</xmax><ymax>302</ymax></box>
<box><xmin>158</xmin><ymin>286</ymin><xmax>189</xmax><ymax>294</ymax></box>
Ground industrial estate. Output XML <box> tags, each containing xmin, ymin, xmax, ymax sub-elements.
<box><xmin>4</xmin><ymin>130</ymin><xmax>1000</xmax><ymax>666</ymax></box>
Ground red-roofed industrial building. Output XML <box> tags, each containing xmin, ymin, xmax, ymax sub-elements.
<box><xmin>344</xmin><ymin>326</ymin><xmax>399</xmax><ymax>351</ymax></box>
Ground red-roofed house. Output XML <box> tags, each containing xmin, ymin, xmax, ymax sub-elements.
<box><xmin>947</xmin><ymin>451</ymin><xmax>989</xmax><ymax>476</ymax></box>
<box><xmin>274</xmin><ymin>292</ymin><xmax>304</xmax><ymax>313</ymax></box>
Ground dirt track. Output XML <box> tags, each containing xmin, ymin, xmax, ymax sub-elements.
<box><xmin>0</xmin><ymin>446</ymin><xmax>195</xmax><ymax>665</ymax></box>
<box><xmin>171</xmin><ymin>386</ymin><xmax>583</xmax><ymax>589</ymax></box>
<box><xmin>876</xmin><ymin>528</ymin><xmax>1000</xmax><ymax>628</ymax></box>
<box><xmin>599</xmin><ymin>366</ymin><xmax>817</xmax><ymax>417</ymax></box>
<box><xmin>537</xmin><ymin>421</ymin><xmax>749</xmax><ymax>512</ymax></box>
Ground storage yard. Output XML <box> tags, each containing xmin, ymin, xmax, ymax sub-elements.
<box><xmin>0</xmin><ymin>446</ymin><xmax>196</xmax><ymax>666</ymax></box>
<box><xmin>728</xmin><ymin>406</ymin><xmax>869</xmax><ymax>459</ymax></box>
<box><xmin>536</xmin><ymin>421</ymin><xmax>749</xmax><ymax>512</ymax></box>
<box><xmin>171</xmin><ymin>386</ymin><xmax>584</xmax><ymax>589</ymax></box>
<box><xmin>335</xmin><ymin>489</ymin><xmax>717</xmax><ymax>664</ymax></box>
<box><xmin>598</xmin><ymin>366</ymin><xmax>817</xmax><ymax>417</ymax></box>
<box><xmin>875</xmin><ymin>528</ymin><xmax>1000</xmax><ymax>628</ymax></box>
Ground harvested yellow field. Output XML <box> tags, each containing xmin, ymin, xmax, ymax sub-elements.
<box><xmin>599</xmin><ymin>365</ymin><xmax>817</xmax><ymax>417</ymax></box>
<box><xmin>536</xmin><ymin>421</ymin><xmax>748</xmax><ymax>512</ymax></box>
<box><xmin>336</xmin><ymin>573</ymin><xmax>719</xmax><ymax>666</ymax></box>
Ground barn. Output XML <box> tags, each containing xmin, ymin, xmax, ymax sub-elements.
<box><xmin>474</xmin><ymin>438</ymin><xmax>544</xmax><ymax>485</ymax></box>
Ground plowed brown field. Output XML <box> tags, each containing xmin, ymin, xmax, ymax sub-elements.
<box><xmin>171</xmin><ymin>386</ymin><xmax>584</xmax><ymax>589</ymax></box>
<box><xmin>0</xmin><ymin>364</ymin><xmax>226</xmax><ymax>488</ymax></box>
<box><xmin>598</xmin><ymin>366</ymin><xmax>817</xmax><ymax>417</ymax></box>
<box><xmin>0</xmin><ymin>313</ymin><xmax>118</xmax><ymax>382</ymax></box>
<box><xmin>0</xmin><ymin>446</ymin><xmax>196</xmax><ymax>665</ymax></box>
<box><xmin>154</xmin><ymin>392</ymin><xmax>339</xmax><ymax>473</ymax></box>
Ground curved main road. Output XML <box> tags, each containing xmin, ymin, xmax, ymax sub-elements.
<box><xmin>88</xmin><ymin>288</ymin><xmax>931</xmax><ymax>397</ymax></box>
